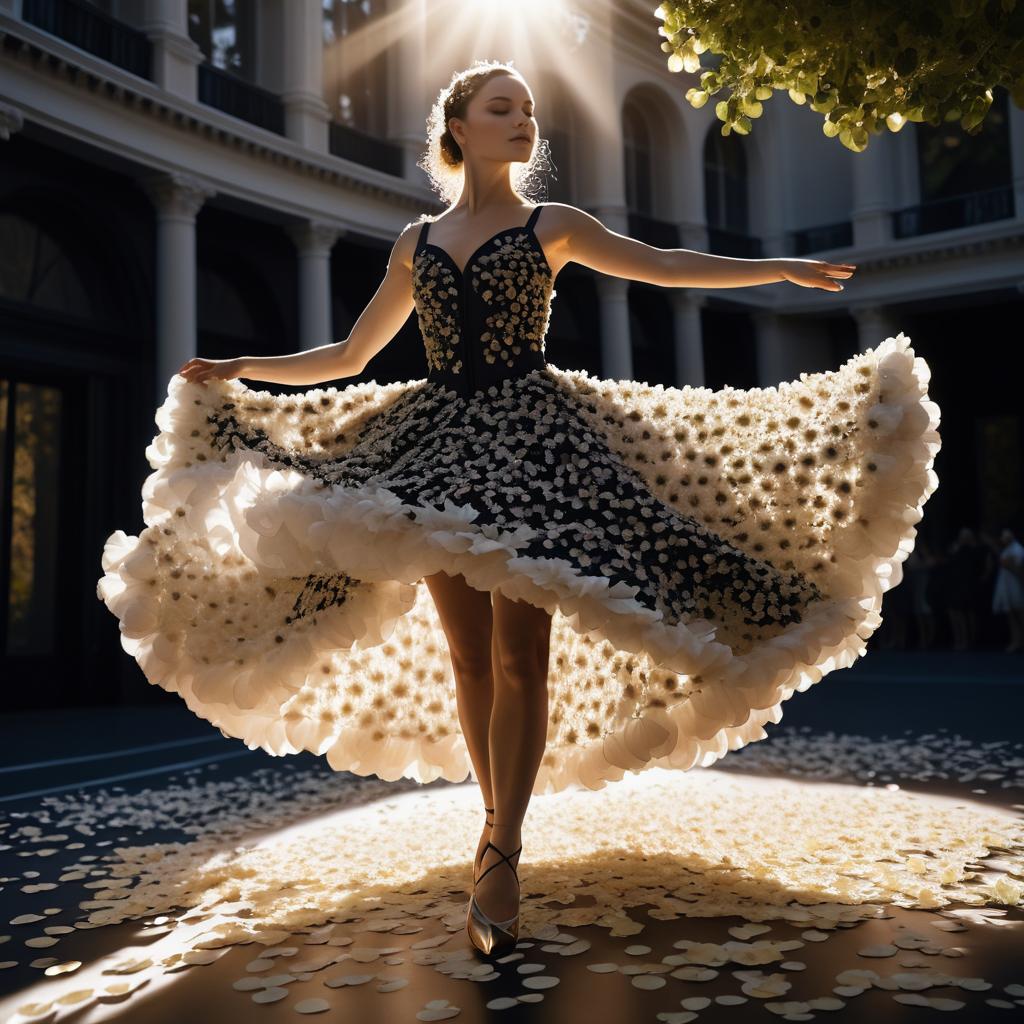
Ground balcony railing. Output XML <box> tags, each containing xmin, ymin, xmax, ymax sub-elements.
<box><xmin>789</xmin><ymin>220</ymin><xmax>853</xmax><ymax>255</ymax></box>
<box><xmin>198</xmin><ymin>64</ymin><xmax>285</xmax><ymax>135</ymax></box>
<box><xmin>892</xmin><ymin>184</ymin><xmax>1015</xmax><ymax>239</ymax></box>
<box><xmin>328</xmin><ymin>122</ymin><xmax>404</xmax><ymax>177</ymax></box>
<box><xmin>22</xmin><ymin>0</ymin><xmax>151</xmax><ymax>79</ymax></box>
<box><xmin>706</xmin><ymin>226</ymin><xmax>763</xmax><ymax>258</ymax></box>
<box><xmin>626</xmin><ymin>212</ymin><xmax>680</xmax><ymax>249</ymax></box>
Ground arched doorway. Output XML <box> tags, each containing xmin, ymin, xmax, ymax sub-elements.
<box><xmin>0</xmin><ymin>203</ymin><xmax>147</xmax><ymax>706</ymax></box>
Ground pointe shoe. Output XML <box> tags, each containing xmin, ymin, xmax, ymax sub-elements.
<box><xmin>473</xmin><ymin>806</ymin><xmax>495</xmax><ymax>884</ymax></box>
<box><xmin>466</xmin><ymin>837</ymin><xmax>522</xmax><ymax>956</ymax></box>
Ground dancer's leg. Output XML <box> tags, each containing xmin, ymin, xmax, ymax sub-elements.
<box><xmin>474</xmin><ymin>587</ymin><xmax>552</xmax><ymax>922</ymax></box>
<box><xmin>423</xmin><ymin>571</ymin><xmax>496</xmax><ymax>867</ymax></box>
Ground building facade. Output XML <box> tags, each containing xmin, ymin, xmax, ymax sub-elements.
<box><xmin>1</xmin><ymin>0</ymin><xmax>1022</xmax><ymax>703</ymax></box>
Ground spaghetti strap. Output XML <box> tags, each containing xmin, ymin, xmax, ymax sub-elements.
<box><xmin>526</xmin><ymin>204</ymin><xmax>545</xmax><ymax>231</ymax></box>
<box><xmin>416</xmin><ymin>219</ymin><xmax>431</xmax><ymax>252</ymax></box>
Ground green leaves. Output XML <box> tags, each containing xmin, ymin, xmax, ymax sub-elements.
<box><xmin>656</xmin><ymin>0</ymin><xmax>1024</xmax><ymax>153</ymax></box>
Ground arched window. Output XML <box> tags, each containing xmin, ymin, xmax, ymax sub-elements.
<box><xmin>0</xmin><ymin>213</ymin><xmax>94</xmax><ymax>319</ymax></box>
<box><xmin>623</xmin><ymin>101</ymin><xmax>653</xmax><ymax>215</ymax></box>
<box><xmin>322</xmin><ymin>0</ymin><xmax>388</xmax><ymax>134</ymax></box>
<box><xmin>703</xmin><ymin>128</ymin><xmax>749</xmax><ymax>234</ymax></box>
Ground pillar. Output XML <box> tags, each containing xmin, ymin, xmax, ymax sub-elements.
<box><xmin>284</xmin><ymin>220</ymin><xmax>341</xmax><ymax>351</ymax></box>
<box><xmin>851</xmin><ymin>304</ymin><xmax>901</xmax><ymax>354</ymax></box>
<box><xmin>386</xmin><ymin>0</ymin><xmax>429</xmax><ymax>182</ymax></box>
<box><xmin>0</xmin><ymin>100</ymin><xmax>24</xmax><ymax>140</ymax></box>
<box><xmin>753</xmin><ymin>105</ymin><xmax>790</xmax><ymax>258</ymax></box>
<box><xmin>139</xmin><ymin>0</ymin><xmax>203</xmax><ymax>101</ymax></box>
<box><xmin>851</xmin><ymin>132</ymin><xmax>895</xmax><ymax>247</ymax></box>
<box><xmin>596</xmin><ymin>276</ymin><xmax>633</xmax><ymax>380</ymax></box>
<box><xmin>1009</xmin><ymin>93</ymin><xmax>1024</xmax><ymax>220</ymax></box>
<box><xmin>280</xmin><ymin>0</ymin><xmax>330</xmax><ymax>152</ymax></box>
<box><xmin>671</xmin><ymin>291</ymin><xmax>705</xmax><ymax>387</ymax></box>
<box><xmin>753</xmin><ymin>310</ymin><xmax>790</xmax><ymax>387</ymax></box>
<box><xmin>139</xmin><ymin>172</ymin><xmax>217</xmax><ymax>395</ymax></box>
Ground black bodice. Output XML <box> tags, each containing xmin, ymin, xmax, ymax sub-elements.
<box><xmin>412</xmin><ymin>204</ymin><xmax>554</xmax><ymax>397</ymax></box>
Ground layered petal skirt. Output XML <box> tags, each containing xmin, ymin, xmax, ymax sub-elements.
<box><xmin>98</xmin><ymin>333</ymin><xmax>941</xmax><ymax>794</ymax></box>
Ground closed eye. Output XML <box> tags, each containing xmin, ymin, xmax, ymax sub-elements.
<box><xmin>487</xmin><ymin>101</ymin><xmax>535</xmax><ymax>116</ymax></box>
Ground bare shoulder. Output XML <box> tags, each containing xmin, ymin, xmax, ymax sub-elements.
<box><xmin>390</xmin><ymin>217</ymin><xmax>428</xmax><ymax>271</ymax></box>
<box><xmin>534</xmin><ymin>203</ymin><xmax>604</xmax><ymax>267</ymax></box>
<box><xmin>539</xmin><ymin>203</ymin><xmax>599</xmax><ymax>228</ymax></box>
<box><xmin>537</xmin><ymin>203</ymin><xmax>605</xmax><ymax>246</ymax></box>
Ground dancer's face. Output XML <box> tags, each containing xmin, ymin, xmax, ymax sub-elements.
<box><xmin>449</xmin><ymin>74</ymin><xmax>537</xmax><ymax>166</ymax></box>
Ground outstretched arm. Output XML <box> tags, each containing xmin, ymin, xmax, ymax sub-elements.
<box><xmin>178</xmin><ymin>222</ymin><xmax>419</xmax><ymax>387</ymax></box>
<box><xmin>551</xmin><ymin>204</ymin><xmax>855</xmax><ymax>292</ymax></box>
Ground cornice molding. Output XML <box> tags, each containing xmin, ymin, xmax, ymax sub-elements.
<box><xmin>851</xmin><ymin>225</ymin><xmax>1024</xmax><ymax>273</ymax></box>
<box><xmin>0</xmin><ymin>18</ymin><xmax>442</xmax><ymax>218</ymax></box>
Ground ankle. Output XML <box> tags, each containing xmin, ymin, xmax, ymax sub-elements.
<box><xmin>488</xmin><ymin>824</ymin><xmax>522</xmax><ymax>845</ymax></box>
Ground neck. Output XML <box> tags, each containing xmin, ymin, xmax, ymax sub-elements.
<box><xmin>453</xmin><ymin>160</ymin><xmax>521</xmax><ymax>214</ymax></box>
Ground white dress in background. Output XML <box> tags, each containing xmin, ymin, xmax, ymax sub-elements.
<box><xmin>992</xmin><ymin>539</ymin><xmax>1024</xmax><ymax>612</ymax></box>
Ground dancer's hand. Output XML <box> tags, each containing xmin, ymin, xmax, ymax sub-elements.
<box><xmin>775</xmin><ymin>258</ymin><xmax>856</xmax><ymax>292</ymax></box>
<box><xmin>176</xmin><ymin>357</ymin><xmax>246</xmax><ymax>386</ymax></box>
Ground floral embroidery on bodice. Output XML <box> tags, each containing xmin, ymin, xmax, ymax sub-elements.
<box><xmin>412</xmin><ymin>204</ymin><xmax>555</xmax><ymax>396</ymax></box>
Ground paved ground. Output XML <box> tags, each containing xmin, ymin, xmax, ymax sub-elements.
<box><xmin>1</xmin><ymin>650</ymin><xmax>1022</xmax><ymax>1023</ymax></box>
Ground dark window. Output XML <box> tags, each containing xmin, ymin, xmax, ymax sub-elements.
<box><xmin>623</xmin><ymin>102</ymin><xmax>653</xmax><ymax>215</ymax></box>
<box><xmin>703</xmin><ymin>127</ymin><xmax>749</xmax><ymax>234</ymax></box>
<box><xmin>188</xmin><ymin>0</ymin><xmax>257</xmax><ymax>82</ymax></box>
<box><xmin>916</xmin><ymin>86</ymin><xmax>1011</xmax><ymax>203</ymax></box>
<box><xmin>0</xmin><ymin>214</ymin><xmax>94</xmax><ymax>319</ymax></box>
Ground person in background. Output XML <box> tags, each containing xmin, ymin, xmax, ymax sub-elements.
<box><xmin>991</xmin><ymin>526</ymin><xmax>1024</xmax><ymax>653</ymax></box>
<box><xmin>946</xmin><ymin>527</ymin><xmax>988</xmax><ymax>651</ymax></box>
<box><xmin>904</xmin><ymin>535</ymin><xmax>936</xmax><ymax>649</ymax></box>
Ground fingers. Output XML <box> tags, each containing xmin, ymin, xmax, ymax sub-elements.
<box><xmin>176</xmin><ymin>358</ymin><xmax>213</xmax><ymax>386</ymax></box>
<box><xmin>819</xmin><ymin>261</ymin><xmax>856</xmax><ymax>291</ymax></box>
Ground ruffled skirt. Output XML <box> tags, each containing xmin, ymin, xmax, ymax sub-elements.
<box><xmin>97</xmin><ymin>333</ymin><xmax>941</xmax><ymax>794</ymax></box>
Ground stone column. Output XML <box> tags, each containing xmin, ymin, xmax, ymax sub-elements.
<box><xmin>139</xmin><ymin>173</ymin><xmax>216</xmax><ymax>395</ymax></box>
<box><xmin>753</xmin><ymin>310</ymin><xmax>790</xmax><ymax>387</ymax></box>
<box><xmin>386</xmin><ymin>0</ymin><xmax>429</xmax><ymax>182</ymax></box>
<box><xmin>753</xmin><ymin>105</ymin><xmax>790</xmax><ymax>258</ymax></box>
<box><xmin>851</xmin><ymin>132</ymin><xmax>895</xmax><ymax>247</ymax></box>
<box><xmin>1009</xmin><ymin>93</ymin><xmax>1024</xmax><ymax>221</ymax></box>
<box><xmin>851</xmin><ymin>304</ymin><xmax>900</xmax><ymax>354</ymax></box>
<box><xmin>670</xmin><ymin>291</ymin><xmax>705</xmax><ymax>387</ymax></box>
<box><xmin>0</xmin><ymin>100</ymin><xmax>24</xmax><ymax>140</ymax></box>
<box><xmin>280</xmin><ymin>0</ymin><xmax>330</xmax><ymax>152</ymax></box>
<box><xmin>284</xmin><ymin>221</ymin><xmax>341</xmax><ymax>351</ymax></box>
<box><xmin>139</xmin><ymin>0</ymin><xmax>203</xmax><ymax>101</ymax></box>
<box><xmin>596</xmin><ymin>275</ymin><xmax>633</xmax><ymax>380</ymax></box>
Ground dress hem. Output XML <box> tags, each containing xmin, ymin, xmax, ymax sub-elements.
<box><xmin>97</xmin><ymin>333</ymin><xmax>941</xmax><ymax>796</ymax></box>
